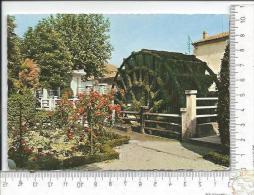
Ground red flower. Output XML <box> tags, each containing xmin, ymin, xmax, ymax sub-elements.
<box><xmin>23</xmin><ymin>146</ymin><xmax>33</xmax><ymax>154</ymax></box>
<box><xmin>78</xmin><ymin>107</ymin><xmax>85</xmax><ymax>114</ymax></box>
<box><xmin>20</xmin><ymin>139</ymin><xmax>26</xmax><ymax>145</ymax></box>
<box><xmin>108</xmin><ymin>104</ymin><xmax>121</xmax><ymax>113</ymax></box>
<box><xmin>115</xmin><ymin>104</ymin><xmax>121</xmax><ymax>113</ymax></box>
<box><xmin>108</xmin><ymin>104</ymin><xmax>114</xmax><ymax>111</ymax></box>
<box><xmin>67</xmin><ymin>129</ymin><xmax>74</xmax><ymax>140</ymax></box>
<box><xmin>95</xmin><ymin>111</ymin><xmax>102</xmax><ymax>116</ymax></box>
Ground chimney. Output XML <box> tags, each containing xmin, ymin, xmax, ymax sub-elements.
<box><xmin>203</xmin><ymin>31</ymin><xmax>208</xmax><ymax>39</ymax></box>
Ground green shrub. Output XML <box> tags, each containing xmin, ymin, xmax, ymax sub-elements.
<box><xmin>217</xmin><ymin>44</ymin><xmax>230</xmax><ymax>147</ymax></box>
<box><xmin>8</xmin><ymin>90</ymin><xmax>37</xmax><ymax>161</ymax></box>
<box><xmin>26</xmin><ymin>155</ymin><xmax>60</xmax><ymax>170</ymax></box>
<box><xmin>61</xmin><ymin>135</ymin><xmax>129</xmax><ymax>169</ymax></box>
<box><xmin>8</xmin><ymin>90</ymin><xmax>37</xmax><ymax>130</ymax></box>
<box><xmin>34</xmin><ymin>110</ymin><xmax>52</xmax><ymax>126</ymax></box>
<box><xmin>203</xmin><ymin>151</ymin><xmax>229</xmax><ymax>167</ymax></box>
<box><xmin>107</xmin><ymin>137</ymin><xmax>130</xmax><ymax>147</ymax></box>
<box><xmin>62</xmin><ymin>148</ymin><xmax>119</xmax><ymax>169</ymax></box>
<box><xmin>14</xmin><ymin>131</ymin><xmax>128</xmax><ymax>170</ymax></box>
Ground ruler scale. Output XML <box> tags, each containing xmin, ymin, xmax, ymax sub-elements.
<box><xmin>1</xmin><ymin>4</ymin><xmax>254</xmax><ymax>195</ymax></box>
<box><xmin>0</xmin><ymin>171</ymin><xmax>232</xmax><ymax>195</ymax></box>
<box><xmin>230</xmin><ymin>4</ymin><xmax>254</xmax><ymax>170</ymax></box>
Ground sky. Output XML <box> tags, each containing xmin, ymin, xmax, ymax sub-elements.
<box><xmin>14</xmin><ymin>14</ymin><xmax>229</xmax><ymax>67</ymax></box>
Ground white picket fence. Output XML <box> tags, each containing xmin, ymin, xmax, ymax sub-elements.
<box><xmin>38</xmin><ymin>97</ymin><xmax>79</xmax><ymax>110</ymax></box>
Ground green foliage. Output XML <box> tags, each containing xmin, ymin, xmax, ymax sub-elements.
<box><xmin>52</xmin><ymin>94</ymin><xmax>76</xmax><ymax>128</ymax></box>
<box><xmin>8</xmin><ymin>90</ymin><xmax>37</xmax><ymax>132</ymax></box>
<box><xmin>61</xmin><ymin>150</ymin><xmax>119</xmax><ymax>169</ymax></box>
<box><xmin>22</xmin><ymin>14</ymin><xmax>113</xmax><ymax>87</ymax></box>
<box><xmin>217</xmin><ymin>44</ymin><xmax>230</xmax><ymax>147</ymax></box>
<box><xmin>34</xmin><ymin>110</ymin><xmax>52</xmax><ymax>125</ymax></box>
<box><xmin>26</xmin><ymin>154</ymin><xmax>60</xmax><ymax>170</ymax></box>
<box><xmin>50</xmin><ymin>14</ymin><xmax>113</xmax><ymax>79</ymax></box>
<box><xmin>9</xmin><ymin>129</ymin><xmax>129</xmax><ymax>170</ymax></box>
<box><xmin>24</xmin><ymin>131</ymin><xmax>51</xmax><ymax>151</ymax></box>
<box><xmin>8</xmin><ymin>90</ymin><xmax>37</xmax><ymax>165</ymax></box>
<box><xmin>203</xmin><ymin>151</ymin><xmax>229</xmax><ymax>167</ymax></box>
<box><xmin>7</xmin><ymin>15</ymin><xmax>22</xmax><ymax>93</ymax></box>
<box><xmin>22</xmin><ymin>22</ymin><xmax>73</xmax><ymax>89</ymax></box>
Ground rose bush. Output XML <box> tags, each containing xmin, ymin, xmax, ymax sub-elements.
<box><xmin>8</xmin><ymin>89</ymin><xmax>125</xmax><ymax>170</ymax></box>
<box><xmin>51</xmin><ymin>90</ymin><xmax>121</xmax><ymax>154</ymax></box>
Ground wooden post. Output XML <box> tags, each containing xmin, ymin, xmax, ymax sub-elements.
<box><xmin>140</xmin><ymin>106</ymin><xmax>149</xmax><ymax>134</ymax></box>
<box><xmin>49</xmin><ymin>98</ymin><xmax>52</xmax><ymax>110</ymax></box>
<box><xmin>140</xmin><ymin>107</ymin><xmax>145</xmax><ymax>134</ymax></box>
<box><xmin>40</xmin><ymin>99</ymin><xmax>43</xmax><ymax>109</ymax></box>
<box><xmin>57</xmin><ymin>87</ymin><xmax>60</xmax><ymax>98</ymax></box>
<box><xmin>180</xmin><ymin>90</ymin><xmax>197</xmax><ymax>140</ymax></box>
<box><xmin>111</xmin><ymin>100</ymin><xmax>115</xmax><ymax>125</ymax></box>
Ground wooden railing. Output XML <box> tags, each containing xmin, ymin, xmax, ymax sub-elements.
<box><xmin>196</xmin><ymin>96</ymin><xmax>219</xmax><ymax>137</ymax></box>
<box><xmin>119</xmin><ymin>107</ymin><xmax>182</xmax><ymax>139</ymax></box>
<box><xmin>196</xmin><ymin>97</ymin><xmax>218</xmax><ymax>119</ymax></box>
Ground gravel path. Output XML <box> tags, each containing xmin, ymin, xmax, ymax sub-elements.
<box><xmin>78</xmin><ymin>130</ymin><xmax>227</xmax><ymax>171</ymax></box>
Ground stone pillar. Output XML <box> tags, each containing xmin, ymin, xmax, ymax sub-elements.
<box><xmin>42</xmin><ymin>88</ymin><xmax>48</xmax><ymax>99</ymax></box>
<box><xmin>180</xmin><ymin>90</ymin><xmax>197</xmax><ymax>140</ymax></box>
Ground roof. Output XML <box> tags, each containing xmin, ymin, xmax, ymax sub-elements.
<box><xmin>72</xmin><ymin>64</ymin><xmax>117</xmax><ymax>79</ymax></box>
<box><xmin>103</xmin><ymin>64</ymin><xmax>117</xmax><ymax>78</ymax></box>
<box><xmin>72</xmin><ymin>69</ymin><xmax>86</xmax><ymax>76</ymax></box>
<box><xmin>192</xmin><ymin>32</ymin><xmax>229</xmax><ymax>46</ymax></box>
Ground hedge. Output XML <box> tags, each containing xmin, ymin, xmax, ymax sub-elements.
<box><xmin>203</xmin><ymin>151</ymin><xmax>229</xmax><ymax>167</ymax></box>
<box><xmin>25</xmin><ymin>135</ymin><xmax>130</xmax><ymax>170</ymax></box>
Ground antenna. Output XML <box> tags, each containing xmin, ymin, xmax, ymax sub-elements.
<box><xmin>187</xmin><ymin>35</ymin><xmax>192</xmax><ymax>54</ymax></box>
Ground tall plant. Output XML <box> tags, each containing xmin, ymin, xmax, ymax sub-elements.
<box><xmin>217</xmin><ymin>44</ymin><xmax>229</xmax><ymax>147</ymax></box>
<box><xmin>7</xmin><ymin>15</ymin><xmax>22</xmax><ymax>94</ymax></box>
<box><xmin>8</xmin><ymin>89</ymin><xmax>37</xmax><ymax>164</ymax></box>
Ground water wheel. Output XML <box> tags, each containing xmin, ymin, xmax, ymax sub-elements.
<box><xmin>113</xmin><ymin>49</ymin><xmax>216</xmax><ymax>113</ymax></box>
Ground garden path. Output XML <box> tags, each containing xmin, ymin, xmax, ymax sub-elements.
<box><xmin>77</xmin><ymin>129</ymin><xmax>226</xmax><ymax>171</ymax></box>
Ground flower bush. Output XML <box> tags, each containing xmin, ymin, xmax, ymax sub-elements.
<box><xmin>51</xmin><ymin>90</ymin><xmax>121</xmax><ymax>154</ymax></box>
<box><xmin>8</xmin><ymin>89</ymin><xmax>125</xmax><ymax>170</ymax></box>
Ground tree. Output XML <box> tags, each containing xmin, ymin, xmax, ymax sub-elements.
<box><xmin>48</xmin><ymin>14</ymin><xmax>113</xmax><ymax>79</ymax></box>
<box><xmin>7</xmin><ymin>15</ymin><xmax>22</xmax><ymax>93</ymax></box>
<box><xmin>217</xmin><ymin>44</ymin><xmax>229</xmax><ymax>147</ymax></box>
<box><xmin>22</xmin><ymin>20</ymin><xmax>73</xmax><ymax>89</ymax></box>
<box><xmin>18</xmin><ymin>58</ymin><xmax>40</xmax><ymax>90</ymax></box>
